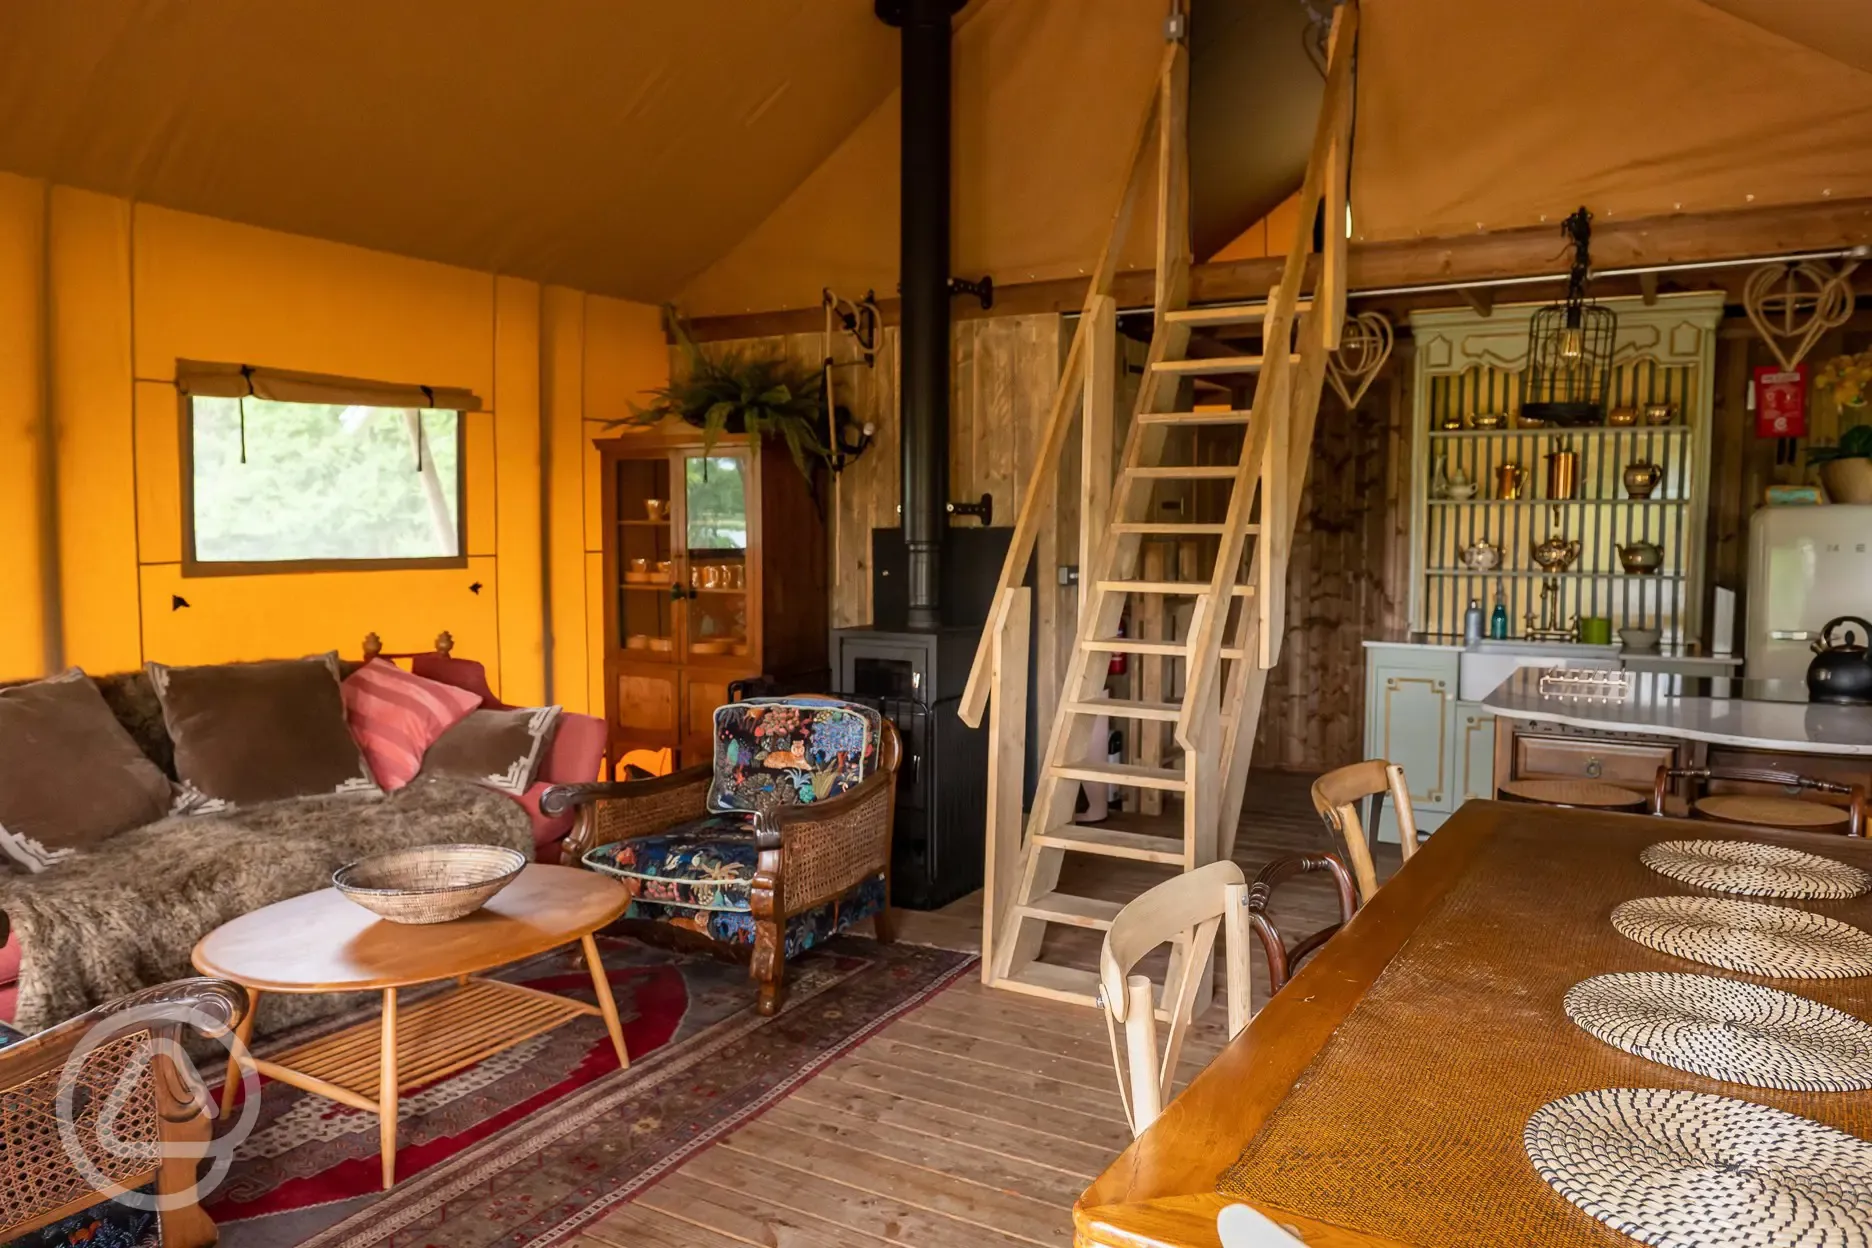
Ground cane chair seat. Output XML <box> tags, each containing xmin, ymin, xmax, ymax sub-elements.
<box><xmin>1501</xmin><ymin>778</ymin><xmax>1648</xmax><ymax>811</ymax></box>
<box><xmin>1694</xmin><ymin>794</ymin><xmax>1852</xmax><ymax>830</ymax></box>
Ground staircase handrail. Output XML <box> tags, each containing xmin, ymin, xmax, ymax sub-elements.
<box><xmin>1173</xmin><ymin>0</ymin><xmax>1358</xmax><ymax>752</ymax></box>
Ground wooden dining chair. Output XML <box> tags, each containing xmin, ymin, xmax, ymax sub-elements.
<box><xmin>1097</xmin><ymin>860</ymin><xmax>1254</xmax><ymax>1137</ymax></box>
<box><xmin>1653</xmin><ymin>765</ymin><xmax>1867</xmax><ymax>836</ymax></box>
<box><xmin>1247</xmin><ymin>853</ymin><xmax>1358</xmax><ymax>994</ymax></box>
<box><xmin>1310</xmin><ymin>759</ymin><xmax>1418</xmax><ymax>904</ymax></box>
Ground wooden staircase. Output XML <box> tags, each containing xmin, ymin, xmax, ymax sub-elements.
<box><xmin>959</xmin><ymin>1</ymin><xmax>1358</xmax><ymax>1010</ymax></box>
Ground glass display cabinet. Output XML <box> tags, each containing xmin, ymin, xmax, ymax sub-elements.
<box><xmin>598</xmin><ymin>432</ymin><xmax>827</xmax><ymax>766</ymax></box>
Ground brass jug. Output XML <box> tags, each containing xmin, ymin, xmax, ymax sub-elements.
<box><xmin>1622</xmin><ymin>461</ymin><xmax>1663</xmax><ymax>500</ymax></box>
<box><xmin>1545</xmin><ymin>440</ymin><xmax>1579</xmax><ymax>500</ymax></box>
<box><xmin>1495</xmin><ymin>462</ymin><xmax>1528</xmax><ymax>500</ymax></box>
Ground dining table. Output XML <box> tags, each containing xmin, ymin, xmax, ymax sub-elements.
<box><xmin>1073</xmin><ymin>799</ymin><xmax>1872</xmax><ymax>1248</ymax></box>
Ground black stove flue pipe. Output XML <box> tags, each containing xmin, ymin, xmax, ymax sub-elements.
<box><xmin>878</xmin><ymin>0</ymin><xmax>962</xmax><ymax>630</ymax></box>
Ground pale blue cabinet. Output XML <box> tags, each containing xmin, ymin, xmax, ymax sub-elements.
<box><xmin>1362</xmin><ymin>644</ymin><xmax>1459</xmax><ymax>838</ymax></box>
<box><xmin>1454</xmin><ymin>700</ymin><xmax>1497</xmax><ymax>806</ymax></box>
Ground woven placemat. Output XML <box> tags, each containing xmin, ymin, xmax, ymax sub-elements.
<box><xmin>1217</xmin><ymin>816</ymin><xmax>1872</xmax><ymax>1248</ymax></box>
<box><xmin>1612</xmin><ymin>895</ymin><xmax>1872</xmax><ymax>979</ymax></box>
<box><xmin>1640</xmin><ymin>839</ymin><xmax>1871</xmax><ymax>900</ymax></box>
<box><xmin>1526</xmin><ymin>1088</ymin><xmax>1872</xmax><ymax>1248</ymax></box>
<box><xmin>1563</xmin><ymin>972</ymin><xmax>1872</xmax><ymax>1092</ymax></box>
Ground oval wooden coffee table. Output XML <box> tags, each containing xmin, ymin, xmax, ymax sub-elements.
<box><xmin>193</xmin><ymin>863</ymin><xmax>631</xmax><ymax>1189</ymax></box>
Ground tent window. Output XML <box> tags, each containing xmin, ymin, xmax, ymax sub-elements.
<box><xmin>183</xmin><ymin>395</ymin><xmax>465</xmax><ymax>574</ymax></box>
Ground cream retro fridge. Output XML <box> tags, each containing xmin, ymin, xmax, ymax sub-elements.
<box><xmin>1746</xmin><ymin>505</ymin><xmax>1872</xmax><ymax>682</ymax></box>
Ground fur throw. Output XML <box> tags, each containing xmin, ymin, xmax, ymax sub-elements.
<box><xmin>0</xmin><ymin>778</ymin><xmax>530</xmax><ymax>1034</ymax></box>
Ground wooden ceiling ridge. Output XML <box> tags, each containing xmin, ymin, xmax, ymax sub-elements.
<box><xmin>687</xmin><ymin>195</ymin><xmax>1872</xmax><ymax>342</ymax></box>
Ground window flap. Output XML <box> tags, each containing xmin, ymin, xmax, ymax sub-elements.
<box><xmin>175</xmin><ymin>360</ymin><xmax>481</xmax><ymax>412</ymax></box>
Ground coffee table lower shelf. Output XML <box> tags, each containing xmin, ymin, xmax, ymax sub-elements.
<box><xmin>234</xmin><ymin>973</ymin><xmax>627</xmax><ymax>1188</ymax></box>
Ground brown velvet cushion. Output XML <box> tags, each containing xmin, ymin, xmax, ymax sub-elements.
<box><xmin>147</xmin><ymin>653</ymin><xmax>381</xmax><ymax>813</ymax></box>
<box><xmin>0</xmin><ymin>670</ymin><xmax>174</xmax><ymax>872</ymax></box>
<box><xmin>420</xmin><ymin>706</ymin><xmax>562</xmax><ymax>796</ymax></box>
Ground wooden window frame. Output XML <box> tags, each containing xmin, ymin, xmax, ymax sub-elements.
<box><xmin>178</xmin><ymin>389</ymin><xmax>470</xmax><ymax>578</ymax></box>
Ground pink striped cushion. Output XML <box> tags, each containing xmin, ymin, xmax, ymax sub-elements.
<box><xmin>341</xmin><ymin>659</ymin><xmax>480</xmax><ymax>791</ymax></box>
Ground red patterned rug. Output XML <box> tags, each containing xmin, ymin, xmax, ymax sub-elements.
<box><xmin>206</xmin><ymin>933</ymin><xmax>974</xmax><ymax>1248</ymax></box>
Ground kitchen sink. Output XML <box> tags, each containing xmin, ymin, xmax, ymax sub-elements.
<box><xmin>1460</xmin><ymin>640</ymin><xmax>1622</xmax><ymax>701</ymax></box>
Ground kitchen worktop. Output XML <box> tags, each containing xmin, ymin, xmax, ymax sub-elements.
<box><xmin>1482</xmin><ymin>667</ymin><xmax>1872</xmax><ymax>756</ymax></box>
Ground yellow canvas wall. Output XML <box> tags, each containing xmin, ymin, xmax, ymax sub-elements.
<box><xmin>0</xmin><ymin>172</ymin><xmax>666</xmax><ymax>714</ymax></box>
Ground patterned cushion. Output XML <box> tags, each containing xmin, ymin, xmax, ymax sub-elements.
<box><xmin>623</xmin><ymin>876</ymin><xmax>886</xmax><ymax>956</ymax></box>
<box><xmin>583</xmin><ymin>814</ymin><xmax>760</xmax><ymax>911</ymax></box>
<box><xmin>705</xmin><ymin>698</ymin><xmax>881</xmax><ymax>814</ymax></box>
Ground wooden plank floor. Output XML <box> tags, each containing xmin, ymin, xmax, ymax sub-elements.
<box><xmin>570</xmin><ymin>771</ymin><xmax>1401</xmax><ymax>1248</ymax></box>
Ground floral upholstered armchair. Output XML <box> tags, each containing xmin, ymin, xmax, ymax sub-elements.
<box><xmin>541</xmin><ymin>697</ymin><xmax>900</xmax><ymax>1014</ymax></box>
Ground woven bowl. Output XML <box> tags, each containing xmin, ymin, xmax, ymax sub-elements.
<box><xmin>333</xmin><ymin>844</ymin><xmax>527</xmax><ymax>924</ymax></box>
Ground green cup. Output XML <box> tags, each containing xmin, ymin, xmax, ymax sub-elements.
<box><xmin>1579</xmin><ymin>616</ymin><xmax>1612</xmax><ymax>645</ymax></box>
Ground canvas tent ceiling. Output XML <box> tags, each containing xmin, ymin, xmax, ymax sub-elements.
<box><xmin>2</xmin><ymin>0</ymin><xmax>1869</xmax><ymax>318</ymax></box>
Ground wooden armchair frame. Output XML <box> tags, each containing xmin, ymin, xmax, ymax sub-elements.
<box><xmin>1653</xmin><ymin>765</ymin><xmax>1867</xmax><ymax>836</ymax></box>
<box><xmin>0</xmin><ymin>977</ymin><xmax>248</xmax><ymax>1248</ymax></box>
<box><xmin>543</xmin><ymin>719</ymin><xmax>902</xmax><ymax>1014</ymax></box>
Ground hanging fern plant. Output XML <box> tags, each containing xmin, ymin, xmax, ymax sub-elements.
<box><xmin>610</xmin><ymin>307</ymin><xmax>830</xmax><ymax>480</ymax></box>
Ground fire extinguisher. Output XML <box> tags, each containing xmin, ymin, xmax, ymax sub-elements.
<box><xmin>1108</xmin><ymin>610</ymin><xmax>1128</xmax><ymax>676</ymax></box>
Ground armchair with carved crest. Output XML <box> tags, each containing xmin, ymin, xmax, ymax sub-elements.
<box><xmin>542</xmin><ymin>697</ymin><xmax>900</xmax><ymax>1015</ymax></box>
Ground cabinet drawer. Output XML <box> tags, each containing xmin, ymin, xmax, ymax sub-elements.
<box><xmin>1515</xmin><ymin>735</ymin><xmax>1675</xmax><ymax>788</ymax></box>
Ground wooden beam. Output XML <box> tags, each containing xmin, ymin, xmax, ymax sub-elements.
<box><xmin>1638</xmin><ymin>269</ymin><xmax>1660</xmax><ymax>305</ymax></box>
<box><xmin>687</xmin><ymin>196</ymin><xmax>1872</xmax><ymax>342</ymax></box>
<box><xmin>1459</xmin><ymin>287</ymin><xmax>1494</xmax><ymax>317</ymax></box>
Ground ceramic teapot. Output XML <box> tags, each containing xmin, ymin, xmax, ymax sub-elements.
<box><xmin>1531</xmin><ymin>534</ymin><xmax>1581</xmax><ymax>573</ymax></box>
<box><xmin>1617</xmin><ymin>540</ymin><xmax>1664</xmax><ymax>574</ymax></box>
<box><xmin>1458</xmin><ymin>539</ymin><xmax>1502</xmax><ymax>572</ymax></box>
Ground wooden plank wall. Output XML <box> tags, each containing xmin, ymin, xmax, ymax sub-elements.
<box><xmin>1251</xmin><ymin>359</ymin><xmax>1413</xmax><ymax>772</ymax></box>
<box><xmin>678</xmin><ymin>314</ymin><xmax>1067</xmax><ymax>633</ymax></box>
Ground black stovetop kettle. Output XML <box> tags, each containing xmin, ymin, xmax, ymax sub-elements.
<box><xmin>1808</xmin><ymin>615</ymin><xmax>1872</xmax><ymax>706</ymax></box>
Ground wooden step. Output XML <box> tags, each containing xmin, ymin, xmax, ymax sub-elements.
<box><xmin>993</xmin><ymin>962</ymin><xmax>1101</xmax><ymax>1008</ymax></box>
<box><xmin>1112</xmin><ymin>521</ymin><xmax>1232</xmax><ymax>535</ymax></box>
<box><xmin>1137</xmin><ymin>409</ymin><xmax>1253</xmax><ymax>425</ymax></box>
<box><xmin>1018</xmin><ymin>892</ymin><xmax>1123</xmax><ymax>929</ymax></box>
<box><xmin>1051</xmin><ymin>760</ymin><xmax>1187</xmax><ymax>792</ymax></box>
<box><xmin>1083</xmin><ymin>637</ymin><xmax>1187</xmax><ymax>657</ymax></box>
<box><xmin>1122</xmin><ymin>465</ymin><xmax>1239</xmax><ymax>480</ymax></box>
<box><xmin>1066</xmin><ymin>698</ymin><xmax>1182</xmax><ymax>721</ymax></box>
<box><xmin>1034</xmin><ymin>824</ymin><xmax>1189</xmax><ymax>864</ymax></box>
<box><xmin>1162</xmin><ymin>297</ymin><xmax>1314</xmax><ymax>327</ymax></box>
<box><xmin>1149</xmin><ymin>354</ymin><xmax>1297</xmax><ymax>377</ymax></box>
<box><xmin>993</xmin><ymin>961</ymin><xmax>1174</xmax><ymax>1017</ymax></box>
<box><xmin>1098</xmin><ymin>580</ymin><xmax>1255</xmax><ymax>597</ymax></box>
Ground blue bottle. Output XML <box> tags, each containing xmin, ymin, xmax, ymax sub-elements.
<box><xmin>1489</xmin><ymin>589</ymin><xmax>1509</xmax><ymax>640</ymax></box>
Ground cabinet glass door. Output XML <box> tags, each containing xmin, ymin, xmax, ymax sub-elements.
<box><xmin>616</xmin><ymin>455</ymin><xmax>677</xmax><ymax>661</ymax></box>
<box><xmin>680</xmin><ymin>453</ymin><xmax>750</xmax><ymax>660</ymax></box>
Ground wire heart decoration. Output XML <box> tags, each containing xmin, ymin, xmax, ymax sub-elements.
<box><xmin>1743</xmin><ymin>260</ymin><xmax>1858</xmax><ymax>373</ymax></box>
<box><xmin>1326</xmin><ymin>311</ymin><xmax>1393</xmax><ymax>409</ymax></box>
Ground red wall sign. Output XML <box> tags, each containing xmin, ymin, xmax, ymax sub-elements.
<box><xmin>1753</xmin><ymin>364</ymin><xmax>1808</xmax><ymax>438</ymax></box>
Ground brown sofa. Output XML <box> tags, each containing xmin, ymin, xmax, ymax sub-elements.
<box><xmin>0</xmin><ymin>667</ymin><xmax>531</xmax><ymax>1035</ymax></box>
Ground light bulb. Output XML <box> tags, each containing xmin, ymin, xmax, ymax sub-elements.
<box><xmin>1557</xmin><ymin>326</ymin><xmax>1584</xmax><ymax>362</ymax></box>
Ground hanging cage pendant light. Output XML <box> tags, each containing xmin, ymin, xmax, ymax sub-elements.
<box><xmin>1522</xmin><ymin>207</ymin><xmax>1616</xmax><ymax>427</ymax></box>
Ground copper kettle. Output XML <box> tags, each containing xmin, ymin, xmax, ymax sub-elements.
<box><xmin>1808</xmin><ymin>616</ymin><xmax>1872</xmax><ymax>706</ymax></box>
